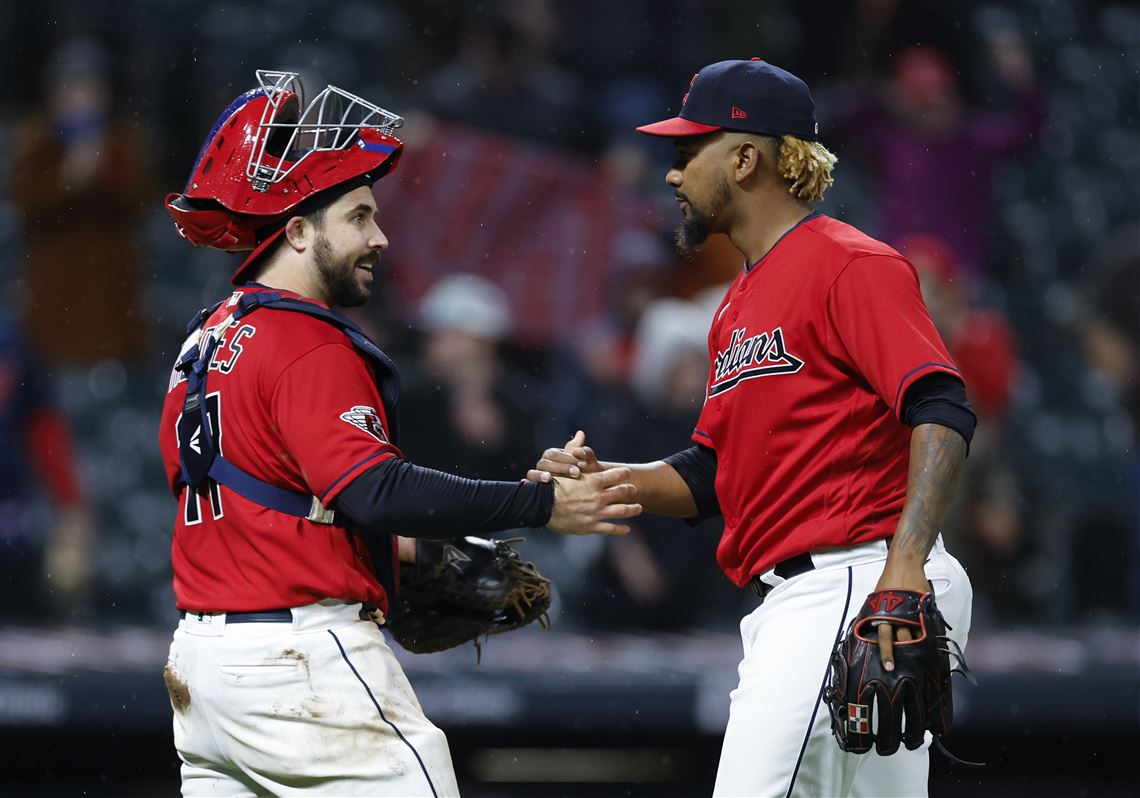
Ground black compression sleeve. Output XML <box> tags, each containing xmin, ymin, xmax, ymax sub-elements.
<box><xmin>333</xmin><ymin>457</ymin><xmax>554</xmax><ymax>538</ymax></box>
<box><xmin>900</xmin><ymin>372</ymin><xmax>978</xmax><ymax>446</ymax></box>
<box><xmin>661</xmin><ymin>444</ymin><xmax>721</xmax><ymax>522</ymax></box>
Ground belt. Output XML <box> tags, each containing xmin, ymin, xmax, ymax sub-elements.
<box><xmin>748</xmin><ymin>537</ymin><xmax>894</xmax><ymax>599</ymax></box>
<box><xmin>179</xmin><ymin>609</ymin><xmax>293</xmax><ymax>623</ymax></box>
<box><xmin>749</xmin><ymin>551</ymin><xmax>815</xmax><ymax>598</ymax></box>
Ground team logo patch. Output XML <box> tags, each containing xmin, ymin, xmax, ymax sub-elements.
<box><xmin>847</xmin><ymin>703</ymin><xmax>871</xmax><ymax>735</ymax></box>
<box><xmin>339</xmin><ymin>405</ymin><xmax>389</xmax><ymax>442</ymax></box>
<box><xmin>708</xmin><ymin>325</ymin><xmax>804</xmax><ymax>397</ymax></box>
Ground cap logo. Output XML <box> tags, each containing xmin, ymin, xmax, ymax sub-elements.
<box><xmin>730</xmin><ymin>106</ymin><xmax>748</xmax><ymax>120</ymax></box>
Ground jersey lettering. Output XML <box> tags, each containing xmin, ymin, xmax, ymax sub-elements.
<box><xmin>179</xmin><ymin>392</ymin><xmax>224</xmax><ymax>524</ymax></box>
<box><xmin>211</xmin><ymin>324</ymin><xmax>256</xmax><ymax>374</ymax></box>
<box><xmin>709</xmin><ymin>326</ymin><xmax>804</xmax><ymax>397</ymax></box>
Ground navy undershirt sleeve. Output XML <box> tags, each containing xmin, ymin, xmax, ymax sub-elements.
<box><xmin>900</xmin><ymin>372</ymin><xmax>977</xmax><ymax>446</ymax></box>
<box><xmin>333</xmin><ymin>458</ymin><xmax>554</xmax><ymax>538</ymax></box>
<box><xmin>662</xmin><ymin>444</ymin><xmax>721</xmax><ymax>522</ymax></box>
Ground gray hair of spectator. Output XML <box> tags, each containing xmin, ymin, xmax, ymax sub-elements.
<box><xmin>418</xmin><ymin>273</ymin><xmax>513</xmax><ymax>339</ymax></box>
<box><xmin>630</xmin><ymin>298</ymin><xmax>714</xmax><ymax>404</ymax></box>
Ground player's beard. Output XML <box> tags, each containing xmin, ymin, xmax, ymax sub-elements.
<box><xmin>675</xmin><ymin>174</ymin><xmax>732</xmax><ymax>257</ymax></box>
<box><xmin>314</xmin><ymin>234</ymin><xmax>374</xmax><ymax>308</ymax></box>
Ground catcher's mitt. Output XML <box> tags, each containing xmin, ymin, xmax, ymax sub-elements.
<box><xmin>824</xmin><ymin>590</ymin><xmax>976</xmax><ymax>759</ymax></box>
<box><xmin>386</xmin><ymin>536</ymin><xmax>552</xmax><ymax>659</ymax></box>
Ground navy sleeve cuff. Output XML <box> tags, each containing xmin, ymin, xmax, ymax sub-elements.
<box><xmin>662</xmin><ymin>444</ymin><xmax>721</xmax><ymax>523</ymax></box>
<box><xmin>901</xmin><ymin>372</ymin><xmax>978</xmax><ymax>447</ymax></box>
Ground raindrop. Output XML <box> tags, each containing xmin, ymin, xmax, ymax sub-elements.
<box><xmin>1103</xmin><ymin>412</ymin><xmax>1135</xmax><ymax>454</ymax></box>
<box><xmin>1071</xmin><ymin>190</ymin><xmax>1108</xmax><ymax>236</ymax></box>
<box><xmin>1099</xmin><ymin>128</ymin><xmax>1138</xmax><ymax>169</ymax></box>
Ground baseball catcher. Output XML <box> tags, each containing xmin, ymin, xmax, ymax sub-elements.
<box><xmin>825</xmin><ymin>589</ymin><xmax>977</xmax><ymax>761</ymax></box>
<box><xmin>159</xmin><ymin>66</ymin><xmax>641</xmax><ymax>797</ymax></box>
<box><xmin>387</xmin><ymin>536</ymin><xmax>552</xmax><ymax>659</ymax></box>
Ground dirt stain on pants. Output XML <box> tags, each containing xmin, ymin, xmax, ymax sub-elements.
<box><xmin>163</xmin><ymin>664</ymin><xmax>191</xmax><ymax>712</ymax></box>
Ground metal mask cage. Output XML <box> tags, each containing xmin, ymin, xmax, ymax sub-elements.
<box><xmin>246</xmin><ymin>69</ymin><xmax>404</xmax><ymax>192</ymax></box>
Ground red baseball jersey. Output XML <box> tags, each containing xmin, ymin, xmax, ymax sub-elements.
<box><xmin>159</xmin><ymin>287</ymin><xmax>400</xmax><ymax>612</ymax></box>
<box><xmin>694</xmin><ymin>214</ymin><xmax>960</xmax><ymax>586</ymax></box>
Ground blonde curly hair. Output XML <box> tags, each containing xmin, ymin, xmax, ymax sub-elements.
<box><xmin>776</xmin><ymin>135</ymin><xmax>837</xmax><ymax>203</ymax></box>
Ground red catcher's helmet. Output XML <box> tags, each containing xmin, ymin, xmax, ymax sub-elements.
<box><xmin>166</xmin><ymin>70</ymin><xmax>403</xmax><ymax>283</ymax></box>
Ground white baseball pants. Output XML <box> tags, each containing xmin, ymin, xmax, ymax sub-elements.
<box><xmin>165</xmin><ymin>600</ymin><xmax>459</xmax><ymax>797</ymax></box>
<box><xmin>713</xmin><ymin>537</ymin><xmax>973</xmax><ymax>798</ymax></box>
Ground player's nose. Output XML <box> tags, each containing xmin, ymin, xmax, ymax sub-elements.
<box><xmin>369</xmin><ymin>223</ymin><xmax>389</xmax><ymax>251</ymax></box>
<box><xmin>666</xmin><ymin>167</ymin><xmax>683</xmax><ymax>188</ymax></box>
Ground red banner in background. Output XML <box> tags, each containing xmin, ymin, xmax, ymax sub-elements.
<box><xmin>371</xmin><ymin>120</ymin><xmax>663</xmax><ymax>346</ymax></box>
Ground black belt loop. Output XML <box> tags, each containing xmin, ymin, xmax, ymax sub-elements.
<box><xmin>179</xmin><ymin>609</ymin><xmax>293</xmax><ymax>623</ymax></box>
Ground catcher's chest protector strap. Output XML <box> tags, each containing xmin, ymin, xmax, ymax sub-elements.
<box><xmin>174</xmin><ymin>291</ymin><xmax>402</xmax><ymax>523</ymax></box>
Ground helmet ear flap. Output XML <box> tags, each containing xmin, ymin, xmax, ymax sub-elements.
<box><xmin>165</xmin><ymin>193</ymin><xmax>260</xmax><ymax>252</ymax></box>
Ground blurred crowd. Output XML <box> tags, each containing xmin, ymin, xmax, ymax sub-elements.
<box><xmin>1</xmin><ymin>0</ymin><xmax>1137</xmax><ymax>631</ymax></box>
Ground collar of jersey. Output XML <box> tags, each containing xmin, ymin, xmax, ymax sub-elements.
<box><xmin>744</xmin><ymin>211</ymin><xmax>822</xmax><ymax>273</ymax></box>
<box><xmin>238</xmin><ymin>281</ymin><xmax>331</xmax><ymax>309</ymax></box>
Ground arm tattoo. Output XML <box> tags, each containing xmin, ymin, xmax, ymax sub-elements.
<box><xmin>891</xmin><ymin>423</ymin><xmax>967</xmax><ymax>563</ymax></box>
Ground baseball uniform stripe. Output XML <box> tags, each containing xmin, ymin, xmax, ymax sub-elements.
<box><xmin>784</xmin><ymin>566</ymin><xmax>854</xmax><ymax>798</ymax></box>
<box><xmin>319</xmin><ymin>449</ymin><xmax>396</xmax><ymax>502</ymax></box>
<box><xmin>327</xmin><ymin>629</ymin><xmax>439</xmax><ymax>797</ymax></box>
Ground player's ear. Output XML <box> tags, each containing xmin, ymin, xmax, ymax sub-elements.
<box><xmin>283</xmin><ymin>215</ymin><xmax>309</xmax><ymax>252</ymax></box>
<box><xmin>733</xmin><ymin>140</ymin><xmax>761</xmax><ymax>184</ymax></box>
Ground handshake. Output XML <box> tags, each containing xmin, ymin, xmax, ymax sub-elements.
<box><xmin>527</xmin><ymin>431</ymin><xmax>640</xmax><ymax>536</ymax></box>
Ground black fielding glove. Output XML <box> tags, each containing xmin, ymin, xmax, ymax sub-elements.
<box><xmin>824</xmin><ymin>590</ymin><xmax>976</xmax><ymax>758</ymax></box>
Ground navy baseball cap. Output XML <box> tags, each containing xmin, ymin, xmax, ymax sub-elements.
<box><xmin>636</xmin><ymin>58</ymin><xmax>820</xmax><ymax>141</ymax></box>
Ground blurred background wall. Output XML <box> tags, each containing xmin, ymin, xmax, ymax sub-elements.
<box><xmin>0</xmin><ymin>1</ymin><xmax>1136</xmax><ymax>796</ymax></box>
